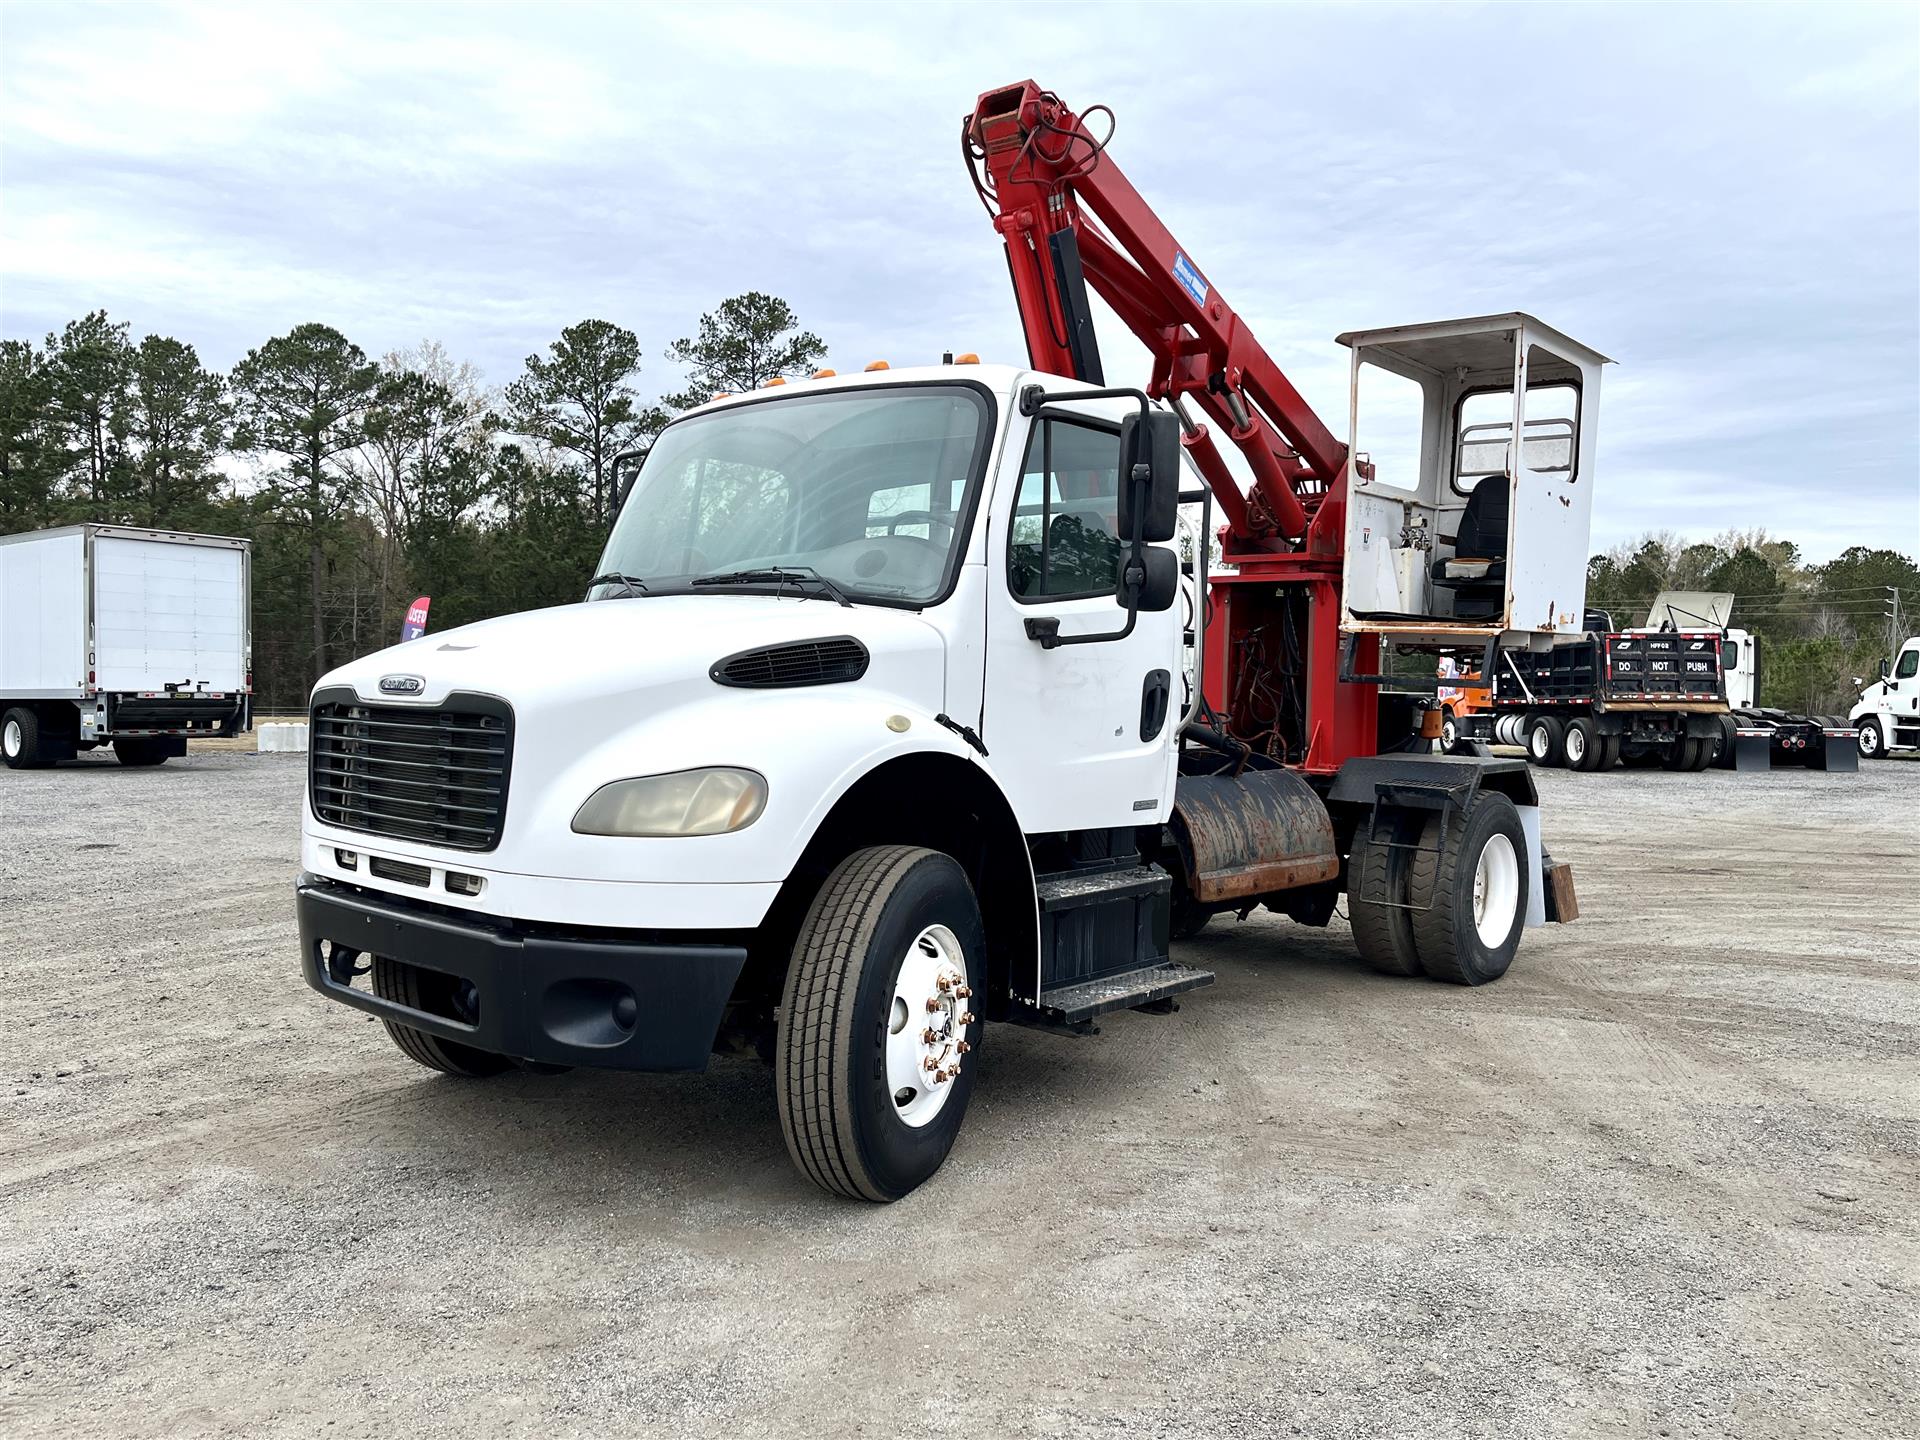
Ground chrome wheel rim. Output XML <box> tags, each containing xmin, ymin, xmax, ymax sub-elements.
<box><xmin>885</xmin><ymin>924</ymin><xmax>971</xmax><ymax>1128</ymax></box>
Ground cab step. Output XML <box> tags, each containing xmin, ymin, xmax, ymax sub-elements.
<box><xmin>1034</xmin><ymin>961</ymin><xmax>1215</xmax><ymax>1028</ymax></box>
<box><xmin>1035</xmin><ymin>864</ymin><xmax>1167</xmax><ymax>911</ymax></box>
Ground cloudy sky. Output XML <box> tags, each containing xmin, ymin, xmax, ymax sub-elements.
<box><xmin>3</xmin><ymin>1</ymin><xmax>1915</xmax><ymax>561</ymax></box>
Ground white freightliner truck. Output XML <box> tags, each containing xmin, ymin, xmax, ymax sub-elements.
<box><xmin>0</xmin><ymin>525</ymin><xmax>252</xmax><ymax>768</ymax></box>
<box><xmin>297</xmin><ymin>82</ymin><xmax>1592</xmax><ymax>1201</ymax></box>
<box><xmin>1852</xmin><ymin>635</ymin><xmax>1920</xmax><ymax>758</ymax></box>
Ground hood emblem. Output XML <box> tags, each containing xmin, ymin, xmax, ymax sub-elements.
<box><xmin>378</xmin><ymin>674</ymin><xmax>425</xmax><ymax>696</ymax></box>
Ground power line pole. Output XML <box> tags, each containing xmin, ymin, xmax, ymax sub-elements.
<box><xmin>1889</xmin><ymin>585</ymin><xmax>1905</xmax><ymax>653</ymax></box>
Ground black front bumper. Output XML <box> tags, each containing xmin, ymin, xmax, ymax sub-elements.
<box><xmin>297</xmin><ymin>876</ymin><xmax>747</xmax><ymax>1072</ymax></box>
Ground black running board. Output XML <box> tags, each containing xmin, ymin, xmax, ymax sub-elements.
<box><xmin>1017</xmin><ymin>962</ymin><xmax>1215</xmax><ymax>1033</ymax></box>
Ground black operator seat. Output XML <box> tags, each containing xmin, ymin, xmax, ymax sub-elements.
<box><xmin>1431</xmin><ymin>472</ymin><xmax>1510</xmax><ymax>617</ymax></box>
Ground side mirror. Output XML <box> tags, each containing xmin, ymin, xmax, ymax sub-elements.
<box><xmin>610</xmin><ymin>446</ymin><xmax>650</xmax><ymax>523</ymax></box>
<box><xmin>1116</xmin><ymin>546</ymin><xmax>1178</xmax><ymax>613</ymax></box>
<box><xmin>1881</xmin><ymin>659</ymin><xmax>1892</xmax><ymax>680</ymax></box>
<box><xmin>1118</xmin><ymin>410</ymin><xmax>1181</xmax><ymax>543</ymax></box>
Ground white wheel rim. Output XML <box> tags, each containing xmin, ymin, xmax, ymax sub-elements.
<box><xmin>1566</xmin><ymin>728</ymin><xmax>1586</xmax><ymax>763</ymax></box>
<box><xmin>1862</xmin><ymin>725</ymin><xmax>1878</xmax><ymax>754</ymax></box>
<box><xmin>1530</xmin><ymin>727</ymin><xmax>1547</xmax><ymax>758</ymax></box>
<box><xmin>885</xmin><ymin>923</ymin><xmax>971</xmax><ymax>1129</ymax></box>
<box><xmin>1443</xmin><ymin>719</ymin><xmax>1457</xmax><ymax>748</ymax></box>
<box><xmin>1472</xmin><ymin>833</ymin><xmax>1521</xmax><ymax>947</ymax></box>
<box><xmin>3</xmin><ymin>719</ymin><xmax>18</xmax><ymax>756</ymax></box>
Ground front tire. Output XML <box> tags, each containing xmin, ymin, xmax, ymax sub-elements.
<box><xmin>371</xmin><ymin>957</ymin><xmax>512</xmax><ymax>1077</ymax></box>
<box><xmin>1407</xmin><ymin>792</ymin><xmax>1529</xmax><ymax>986</ymax></box>
<box><xmin>1858</xmin><ymin>718</ymin><xmax>1884</xmax><ymax>760</ymax></box>
<box><xmin>778</xmin><ymin>845</ymin><xmax>985</xmax><ymax>1202</ymax></box>
<box><xmin>2</xmin><ymin>707</ymin><xmax>48</xmax><ymax>769</ymax></box>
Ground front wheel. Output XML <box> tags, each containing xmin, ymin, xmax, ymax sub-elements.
<box><xmin>1858</xmin><ymin>718</ymin><xmax>1884</xmax><ymax>760</ymax></box>
<box><xmin>778</xmin><ymin>846</ymin><xmax>985</xmax><ymax>1202</ymax></box>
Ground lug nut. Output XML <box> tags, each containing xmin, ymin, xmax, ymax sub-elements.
<box><xmin>923</xmin><ymin>1056</ymin><xmax>939</xmax><ymax>1073</ymax></box>
<box><xmin>956</xmin><ymin>1040</ymin><xmax>972</xmax><ymax>1054</ymax></box>
<box><xmin>955</xmin><ymin>984</ymin><xmax>973</xmax><ymax>998</ymax></box>
<box><xmin>921</xmin><ymin>1027</ymin><xmax>939</xmax><ymax>1045</ymax></box>
<box><xmin>959</xmin><ymin>1011</ymin><xmax>976</xmax><ymax>1026</ymax></box>
<box><xmin>925</xmin><ymin>997</ymin><xmax>943</xmax><ymax>1012</ymax></box>
<box><xmin>936</xmin><ymin>976</ymin><xmax>952</xmax><ymax>993</ymax></box>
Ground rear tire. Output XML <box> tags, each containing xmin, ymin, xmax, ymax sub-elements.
<box><xmin>1439</xmin><ymin>708</ymin><xmax>1462</xmax><ymax>755</ymax></box>
<box><xmin>1710</xmin><ymin>714</ymin><xmax>1738</xmax><ymax>768</ymax></box>
<box><xmin>1564</xmin><ymin>716</ymin><xmax>1600</xmax><ymax>771</ymax></box>
<box><xmin>1407</xmin><ymin>792</ymin><xmax>1529</xmax><ymax>986</ymax></box>
<box><xmin>371</xmin><ymin>957</ymin><xmax>513</xmax><ymax>1077</ymax></box>
<box><xmin>778</xmin><ymin>845</ymin><xmax>985</xmax><ymax>1202</ymax></box>
<box><xmin>2</xmin><ymin>707</ymin><xmax>49</xmax><ymax>769</ymax></box>
<box><xmin>1663</xmin><ymin>737</ymin><xmax>1702</xmax><ymax>771</ymax></box>
<box><xmin>112</xmin><ymin>737</ymin><xmax>170</xmax><ymax>767</ymax></box>
<box><xmin>1597</xmin><ymin>735</ymin><xmax>1622</xmax><ymax>770</ymax></box>
<box><xmin>1858</xmin><ymin>718</ymin><xmax>1884</xmax><ymax>760</ymax></box>
<box><xmin>1347</xmin><ymin>811</ymin><xmax>1423</xmax><ymax>977</ymax></box>
<box><xmin>1526</xmin><ymin>715</ymin><xmax>1566</xmax><ymax>767</ymax></box>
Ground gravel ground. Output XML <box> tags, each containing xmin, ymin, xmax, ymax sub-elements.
<box><xmin>1</xmin><ymin>751</ymin><xmax>1915</xmax><ymax>1438</ymax></box>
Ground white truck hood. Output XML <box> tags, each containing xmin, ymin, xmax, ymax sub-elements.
<box><xmin>318</xmin><ymin>593</ymin><xmax>945</xmax><ymax>712</ymax></box>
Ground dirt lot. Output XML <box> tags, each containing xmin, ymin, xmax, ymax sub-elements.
<box><xmin>2</xmin><ymin>752</ymin><xmax>1914</xmax><ymax>1438</ymax></box>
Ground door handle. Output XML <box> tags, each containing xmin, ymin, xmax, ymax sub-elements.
<box><xmin>1140</xmin><ymin>669</ymin><xmax>1171</xmax><ymax>741</ymax></box>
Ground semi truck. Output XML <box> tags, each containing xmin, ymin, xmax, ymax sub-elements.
<box><xmin>0</xmin><ymin>524</ymin><xmax>252</xmax><ymax>769</ymax></box>
<box><xmin>1852</xmin><ymin>635</ymin><xmax>1920</xmax><ymax>758</ymax></box>
<box><xmin>296</xmin><ymin>81</ymin><xmax>1588</xmax><ymax>1201</ymax></box>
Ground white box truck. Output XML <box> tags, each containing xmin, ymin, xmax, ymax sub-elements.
<box><xmin>0</xmin><ymin>524</ymin><xmax>252</xmax><ymax>768</ymax></box>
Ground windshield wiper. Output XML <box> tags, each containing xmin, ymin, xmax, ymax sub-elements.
<box><xmin>691</xmin><ymin>566</ymin><xmax>852</xmax><ymax>607</ymax></box>
<box><xmin>586</xmin><ymin>572</ymin><xmax>652</xmax><ymax>598</ymax></box>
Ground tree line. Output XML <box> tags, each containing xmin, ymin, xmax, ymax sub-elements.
<box><xmin>0</xmin><ymin>295</ymin><xmax>826</xmax><ymax>710</ymax></box>
<box><xmin>1586</xmin><ymin>530</ymin><xmax>1918</xmax><ymax>713</ymax></box>
<box><xmin>3</xmin><ymin>305</ymin><xmax>1912</xmax><ymax>719</ymax></box>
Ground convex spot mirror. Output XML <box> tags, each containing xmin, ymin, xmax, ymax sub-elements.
<box><xmin>1118</xmin><ymin>410</ymin><xmax>1181</xmax><ymax>543</ymax></box>
<box><xmin>1116</xmin><ymin>546</ymin><xmax>1179</xmax><ymax>613</ymax></box>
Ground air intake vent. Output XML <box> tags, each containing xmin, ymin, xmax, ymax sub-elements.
<box><xmin>711</xmin><ymin>636</ymin><xmax>870</xmax><ymax>689</ymax></box>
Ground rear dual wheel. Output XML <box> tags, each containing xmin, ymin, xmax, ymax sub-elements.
<box><xmin>1527</xmin><ymin>716</ymin><xmax>1565</xmax><ymax>767</ymax></box>
<box><xmin>2</xmin><ymin>708</ymin><xmax>48</xmax><ymax>769</ymax></box>
<box><xmin>1349</xmin><ymin>792</ymin><xmax>1529</xmax><ymax>986</ymax></box>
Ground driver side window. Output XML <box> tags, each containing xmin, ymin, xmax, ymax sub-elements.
<box><xmin>1008</xmin><ymin>417</ymin><xmax>1122</xmax><ymax>600</ymax></box>
<box><xmin>1898</xmin><ymin>648</ymin><xmax>1918</xmax><ymax>681</ymax></box>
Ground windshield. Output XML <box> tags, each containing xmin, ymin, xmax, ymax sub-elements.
<box><xmin>592</xmin><ymin>384</ymin><xmax>992</xmax><ymax>606</ymax></box>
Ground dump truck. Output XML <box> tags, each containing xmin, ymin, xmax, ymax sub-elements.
<box><xmin>0</xmin><ymin>524</ymin><xmax>252</xmax><ymax>769</ymax></box>
<box><xmin>296</xmin><ymin>81</ymin><xmax>1589</xmax><ymax>1201</ymax></box>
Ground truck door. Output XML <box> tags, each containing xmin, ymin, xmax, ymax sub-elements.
<box><xmin>981</xmin><ymin>408</ymin><xmax>1181</xmax><ymax>834</ymax></box>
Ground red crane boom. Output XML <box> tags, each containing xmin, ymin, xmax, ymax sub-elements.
<box><xmin>964</xmin><ymin>80</ymin><xmax>1379</xmax><ymax>771</ymax></box>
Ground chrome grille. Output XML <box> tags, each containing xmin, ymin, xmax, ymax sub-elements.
<box><xmin>309</xmin><ymin>691</ymin><xmax>512</xmax><ymax>852</ymax></box>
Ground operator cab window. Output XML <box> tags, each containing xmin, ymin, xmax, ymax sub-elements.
<box><xmin>1008</xmin><ymin>417</ymin><xmax>1122</xmax><ymax>600</ymax></box>
<box><xmin>1453</xmin><ymin>381</ymin><xmax>1579</xmax><ymax>495</ymax></box>
<box><xmin>1898</xmin><ymin>648</ymin><xmax>1919</xmax><ymax>680</ymax></box>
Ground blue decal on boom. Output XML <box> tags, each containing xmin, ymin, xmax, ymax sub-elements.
<box><xmin>1173</xmin><ymin>251</ymin><xmax>1209</xmax><ymax>306</ymax></box>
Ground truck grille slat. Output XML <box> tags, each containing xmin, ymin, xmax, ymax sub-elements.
<box><xmin>308</xmin><ymin>692</ymin><xmax>513</xmax><ymax>852</ymax></box>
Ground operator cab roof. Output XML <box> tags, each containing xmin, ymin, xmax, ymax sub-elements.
<box><xmin>684</xmin><ymin>362</ymin><xmax>1032</xmax><ymax>414</ymax></box>
<box><xmin>1336</xmin><ymin>313</ymin><xmax>1611</xmax><ymax>376</ymax></box>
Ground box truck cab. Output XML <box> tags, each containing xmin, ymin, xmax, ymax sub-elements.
<box><xmin>297</xmin><ymin>361</ymin><xmax>1572</xmax><ymax>1201</ymax></box>
<box><xmin>0</xmin><ymin>525</ymin><xmax>252</xmax><ymax>768</ymax></box>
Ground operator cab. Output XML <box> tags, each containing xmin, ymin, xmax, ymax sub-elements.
<box><xmin>1336</xmin><ymin>314</ymin><xmax>1608</xmax><ymax>650</ymax></box>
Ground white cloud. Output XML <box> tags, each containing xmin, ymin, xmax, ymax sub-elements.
<box><xmin>1</xmin><ymin>0</ymin><xmax>1914</xmax><ymax>562</ymax></box>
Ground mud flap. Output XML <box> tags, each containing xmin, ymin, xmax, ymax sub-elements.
<box><xmin>1518</xmin><ymin>804</ymin><xmax>1545</xmax><ymax>927</ymax></box>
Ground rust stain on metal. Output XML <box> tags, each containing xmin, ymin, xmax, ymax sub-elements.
<box><xmin>1171</xmin><ymin>768</ymin><xmax>1340</xmax><ymax>906</ymax></box>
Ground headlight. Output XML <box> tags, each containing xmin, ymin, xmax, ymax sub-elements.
<box><xmin>571</xmin><ymin>767</ymin><xmax>768</xmax><ymax>837</ymax></box>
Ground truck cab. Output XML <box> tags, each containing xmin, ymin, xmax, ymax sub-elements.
<box><xmin>1853</xmin><ymin>637</ymin><xmax>1920</xmax><ymax>757</ymax></box>
<box><xmin>1339</xmin><ymin>314</ymin><xmax>1607</xmax><ymax>651</ymax></box>
<box><xmin>296</xmin><ymin>360</ymin><xmax>1567</xmax><ymax>1201</ymax></box>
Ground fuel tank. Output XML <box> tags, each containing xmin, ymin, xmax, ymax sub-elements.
<box><xmin>1168</xmin><ymin>767</ymin><xmax>1341</xmax><ymax>904</ymax></box>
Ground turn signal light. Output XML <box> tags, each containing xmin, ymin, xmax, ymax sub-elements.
<box><xmin>864</xmin><ymin>360</ymin><xmax>890</xmax><ymax>372</ymax></box>
<box><xmin>954</xmin><ymin>352</ymin><xmax>980</xmax><ymax>364</ymax></box>
<box><xmin>765</xmin><ymin>377</ymin><xmax>787</xmax><ymax>387</ymax></box>
<box><xmin>813</xmin><ymin>368</ymin><xmax>836</xmax><ymax>378</ymax></box>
